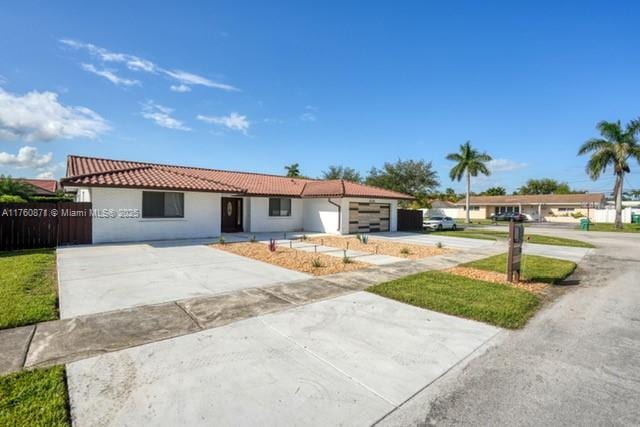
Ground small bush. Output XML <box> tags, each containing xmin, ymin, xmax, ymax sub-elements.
<box><xmin>342</xmin><ymin>256</ymin><xmax>353</xmax><ymax>264</ymax></box>
<box><xmin>571</xmin><ymin>212</ymin><xmax>585</xmax><ymax>219</ymax></box>
<box><xmin>268</xmin><ymin>239</ymin><xmax>277</xmax><ymax>252</ymax></box>
<box><xmin>249</xmin><ymin>235</ymin><xmax>257</xmax><ymax>243</ymax></box>
<box><xmin>218</xmin><ymin>236</ymin><xmax>226</xmax><ymax>245</ymax></box>
<box><xmin>301</xmin><ymin>234</ymin><xmax>308</xmax><ymax>240</ymax></box>
<box><xmin>361</xmin><ymin>234</ymin><xmax>369</xmax><ymax>244</ymax></box>
<box><xmin>436</xmin><ymin>241</ymin><xmax>443</xmax><ymax>248</ymax></box>
<box><xmin>0</xmin><ymin>194</ymin><xmax>27</xmax><ymax>203</ymax></box>
<box><xmin>311</xmin><ymin>258</ymin><xmax>323</xmax><ymax>268</ymax></box>
<box><xmin>400</xmin><ymin>247</ymin><xmax>411</xmax><ymax>255</ymax></box>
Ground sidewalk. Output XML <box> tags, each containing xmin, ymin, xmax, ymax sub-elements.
<box><xmin>0</xmin><ymin>245</ymin><xmax>505</xmax><ymax>375</ymax></box>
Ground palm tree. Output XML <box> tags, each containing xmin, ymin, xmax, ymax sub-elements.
<box><xmin>284</xmin><ymin>163</ymin><xmax>301</xmax><ymax>177</ymax></box>
<box><xmin>0</xmin><ymin>175</ymin><xmax>35</xmax><ymax>199</ymax></box>
<box><xmin>578</xmin><ymin>119</ymin><xmax>640</xmax><ymax>228</ymax></box>
<box><xmin>446</xmin><ymin>141</ymin><xmax>493</xmax><ymax>223</ymax></box>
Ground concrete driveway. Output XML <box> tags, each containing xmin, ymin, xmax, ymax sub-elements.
<box><xmin>373</xmin><ymin>231</ymin><xmax>497</xmax><ymax>250</ymax></box>
<box><xmin>66</xmin><ymin>292</ymin><xmax>499</xmax><ymax>426</ymax></box>
<box><xmin>57</xmin><ymin>239</ymin><xmax>309</xmax><ymax>318</ymax></box>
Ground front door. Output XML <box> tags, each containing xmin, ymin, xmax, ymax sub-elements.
<box><xmin>221</xmin><ymin>198</ymin><xmax>243</xmax><ymax>232</ymax></box>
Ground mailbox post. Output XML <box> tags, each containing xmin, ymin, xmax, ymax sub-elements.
<box><xmin>507</xmin><ymin>220</ymin><xmax>524</xmax><ymax>282</ymax></box>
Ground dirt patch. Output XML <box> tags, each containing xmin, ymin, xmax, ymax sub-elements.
<box><xmin>446</xmin><ymin>267</ymin><xmax>548</xmax><ymax>295</ymax></box>
<box><xmin>306</xmin><ymin>236</ymin><xmax>452</xmax><ymax>260</ymax></box>
<box><xmin>211</xmin><ymin>242</ymin><xmax>369</xmax><ymax>276</ymax></box>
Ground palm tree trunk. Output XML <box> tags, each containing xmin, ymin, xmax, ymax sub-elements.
<box><xmin>615</xmin><ymin>173</ymin><xmax>624</xmax><ymax>229</ymax></box>
<box><xmin>465</xmin><ymin>171</ymin><xmax>471</xmax><ymax>224</ymax></box>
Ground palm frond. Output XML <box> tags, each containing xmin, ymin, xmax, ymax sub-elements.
<box><xmin>578</xmin><ymin>138</ymin><xmax>610</xmax><ymax>156</ymax></box>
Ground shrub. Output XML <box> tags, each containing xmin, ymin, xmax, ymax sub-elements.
<box><xmin>311</xmin><ymin>258</ymin><xmax>323</xmax><ymax>268</ymax></box>
<box><xmin>268</xmin><ymin>239</ymin><xmax>277</xmax><ymax>252</ymax></box>
<box><xmin>436</xmin><ymin>241</ymin><xmax>443</xmax><ymax>249</ymax></box>
<box><xmin>361</xmin><ymin>234</ymin><xmax>369</xmax><ymax>244</ymax></box>
<box><xmin>249</xmin><ymin>235</ymin><xmax>257</xmax><ymax>243</ymax></box>
<box><xmin>218</xmin><ymin>236</ymin><xmax>225</xmax><ymax>245</ymax></box>
<box><xmin>342</xmin><ymin>256</ymin><xmax>353</xmax><ymax>264</ymax></box>
<box><xmin>0</xmin><ymin>194</ymin><xmax>27</xmax><ymax>203</ymax></box>
<box><xmin>571</xmin><ymin>212</ymin><xmax>585</xmax><ymax>219</ymax></box>
<box><xmin>400</xmin><ymin>247</ymin><xmax>411</xmax><ymax>255</ymax></box>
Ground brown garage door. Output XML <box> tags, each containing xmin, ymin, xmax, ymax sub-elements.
<box><xmin>349</xmin><ymin>202</ymin><xmax>390</xmax><ymax>233</ymax></box>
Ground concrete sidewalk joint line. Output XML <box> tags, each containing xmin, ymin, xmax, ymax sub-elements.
<box><xmin>258</xmin><ymin>317</ymin><xmax>398</xmax><ymax>407</ymax></box>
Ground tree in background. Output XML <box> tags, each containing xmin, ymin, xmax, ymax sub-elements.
<box><xmin>482</xmin><ymin>186</ymin><xmax>506</xmax><ymax>196</ymax></box>
<box><xmin>446</xmin><ymin>141</ymin><xmax>492</xmax><ymax>223</ymax></box>
<box><xmin>623</xmin><ymin>189</ymin><xmax>640</xmax><ymax>201</ymax></box>
<box><xmin>321</xmin><ymin>165</ymin><xmax>362</xmax><ymax>182</ymax></box>
<box><xmin>517</xmin><ymin>178</ymin><xmax>572</xmax><ymax>195</ymax></box>
<box><xmin>284</xmin><ymin>163</ymin><xmax>302</xmax><ymax>177</ymax></box>
<box><xmin>578</xmin><ymin>119</ymin><xmax>640</xmax><ymax>228</ymax></box>
<box><xmin>365</xmin><ymin>159</ymin><xmax>439</xmax><ymax>207</ymax></box>
<box><xmin>0</xmin><ymin>176</ymin><xmax>35</xmax><ymax>202</ymax></box>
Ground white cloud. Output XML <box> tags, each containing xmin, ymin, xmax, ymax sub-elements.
<box><xmin>81</xmin><ymin>63</ymin><xmax>140</xmax><ymax>86</ymax></box>
<box><xmin>141</xmin><ymin>101</ymin><xmax>190</xmax><ymax>131</ymax></box>
<box><xmin>197</xmin><ymin>112</ymin><xmax>249</xmax><ymax>135</ymax></box>
<box><xmin>36</xmin><ymin>170</ymin><xmax>55</xmax><ymax>179</ymax></box>
<box><xmin>0</xmin><ymin>88</ymin><xmax>109</xmax><ymax>141</ymax></box>
<box><xmin>488</xmin><ymin>158</ymin><xmax>527</xmax><ymax>173</ymax></box>
<box><xmin>0</xmin><ymin>146</ymin><xmax>53</xmax><ymax>169</ymax></box>
<box><xmin>61</xmin><ymin>38</ymin><xmax>239</xmax><ymax>92</ymax></box>
<box><xmin>169</xmin><ymin>84</ymin><xmax>191</xmax><ymax>93</ymax></box>
<box><xmin>163</xmin><ymin>69</ymin><xmax>239</xmax><ymax>92</ymax></box>
<box><xmin>300</xmin><ymin>105</ymin><xmax>317</xmax><ymax>122</ymax></box>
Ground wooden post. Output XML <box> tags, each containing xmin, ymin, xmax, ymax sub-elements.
<box><xmin>507</xmin><ymin>220</ymin><xmax>524</xmax><ymax>283</ymax></box>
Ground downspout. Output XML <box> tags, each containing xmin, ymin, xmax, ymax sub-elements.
<box><xmin>328</xmin><ymin>198</ymin><xmax>341</xmax><ymax>232</ymax></box>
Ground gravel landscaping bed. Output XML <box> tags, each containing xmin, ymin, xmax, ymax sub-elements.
<box><xmin>211</xmin><ymin>242</ymin><xmax>369</xmax><ymax>275</ymax></box>
<box><xmin>446</xmin><ymin>267</ymin><xmax>548</xmax><ymax>295</ymax></box>
<box><xmin>306</xmin><ymin>236</ymin><xmax>451</xmax><ymax>259</ymax></box>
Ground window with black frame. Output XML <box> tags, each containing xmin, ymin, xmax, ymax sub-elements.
<box><xmin>268</xmin><ymin>198</ymin><xmax>291</xmax><ymax>216</ymax></box>
<box><xmin>142</xmin><ymin>191</ymin><xmax>184</xmax><ymax>218</ymax></box>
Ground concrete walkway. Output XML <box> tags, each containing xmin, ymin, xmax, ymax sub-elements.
<box><xmin>0</xmin><ymin>245</ymin><xmax>505</xmax><ymax>375</ymax></box>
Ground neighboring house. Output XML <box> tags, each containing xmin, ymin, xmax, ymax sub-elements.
<box><xmin>61</xmin><ymin>155</ymin><xmax>412</xmax><ymax>243</ymax></box>
<box><xmin>18</xmin><ymin>179</ymin><xmax>59</xmax><ymax>196</ymax></box>
<box><xmin>452</xmin><ymin>193</ymin><xmax>606</xmax><ymax>222</ymax></box>
<box><xmin>421</xmin><ymin>200</ymin><xmax>460</xmax><ymax>219</ymax></box>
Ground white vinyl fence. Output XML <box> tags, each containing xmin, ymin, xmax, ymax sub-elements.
<box><xmin>590</xmin><ymin>207</ymin><xmax>633</xmax><ymax>223</ymax></box>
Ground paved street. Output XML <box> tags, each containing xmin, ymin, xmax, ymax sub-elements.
<box><xmin>379</xmin><ymin>228</ymin><xmax>640</xmax><ymax>426</ymax></box>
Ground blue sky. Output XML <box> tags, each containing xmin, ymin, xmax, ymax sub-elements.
<box><xmin>1</xmin><ymin>1</ymin><xmax>639</xmax><ymax>194</ymax></box>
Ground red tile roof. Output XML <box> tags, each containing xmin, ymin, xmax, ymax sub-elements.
<box><xmin>18</xmin><ymin>179</ymin><xmax>59</xmax><ymax>195</ymax></box>
<box><xmin>454</xmin><ymin>193</ymin><xmax>606</xmax><ymax>206</ymax></box>
<box><xmin>62</xmin><ymin>155</ymin><xmax>413</xmax><ymax>200</ymax></box>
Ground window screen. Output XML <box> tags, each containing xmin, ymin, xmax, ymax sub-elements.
<box><xmin>268</xmin><ymin>198</ymin><xmax>292</xmax><ymax>216</ymax></box>
<box><xmin>142</xmin><ymin>192</ymin><xmax>184</xmax><ymax>218</ymax></box>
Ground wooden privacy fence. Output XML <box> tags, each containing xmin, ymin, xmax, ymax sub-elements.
<box><xmin>0</xmin><ymin>202</ymin><xmax>92</xmax><ymax>251</ymax></box>
<box><xmin>397</xmin><ymin>209</ymin><xmax>424</xmax><ymax>231</ymax></box>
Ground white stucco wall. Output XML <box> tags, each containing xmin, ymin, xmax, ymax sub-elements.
<box><xmin>90</xmin><ymin>187</ymin><xmax>221</xmax><ymax>243</ymax></box>
<box><xmin>74</xmin><ymin>188</ymin><xmax>91</xmax><ymax>202</ymax></box>
<box><xmin>246</xmin><ymin>197</ymin><xmax>304</xmax><ymax>233</ymax></box>
<box><xmin>339</xmin><ymin>197</ymin><xmax>398</xmax><ymax>234</ymax></box>
<box><xmin>302</xmin><ymin>198</ymin><xmax>340</xmax><ymax>233</ymax></box>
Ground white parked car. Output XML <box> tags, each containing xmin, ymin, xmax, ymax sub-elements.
<box><xmin>424</xmin><ymin>216</ymin><xmax>457</xmax><ymax>231</ymax></box>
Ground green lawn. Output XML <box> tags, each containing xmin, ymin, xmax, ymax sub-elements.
<box><xmin>464</xmin><ymin>253</ymin><xmax>576</xmax><ymax>284</ymax></box>
<box><xmin>0</xmin><ymin>249</ymin><xmax>59</xmax><ymax>329</ymax></box>
<box><xmin>367</xmin><ymin>271</ymin><xmax>540</xmax><ymax>328</ymax></box>
<box><xmin>428</xmin><ymin>229</ymin><xmax>594</xmax><ymax>248</ymax></box>
<box><xmin>583</xmin><ymin>223</ymin><xmax>640</xmax><ymax>233</ymax></box>
<box><xmin>0</xmin><ymin>366</ymin><xmax>70</xmax><ymax>427</ymax></box>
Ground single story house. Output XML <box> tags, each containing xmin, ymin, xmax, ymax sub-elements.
<box><xmin>18</xmin><ymin>178</ymin><xmax>59</xmax><ymax>196</ymax></box>
<box><xmin>61</xmin><ymin>155</ymin><xmax>412</xmax><ymax>243</ymax></box>
<box><xmin>452</xmin><ymin>193</ymin><xmax>606</xmax><ymax>221</ymax></box>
